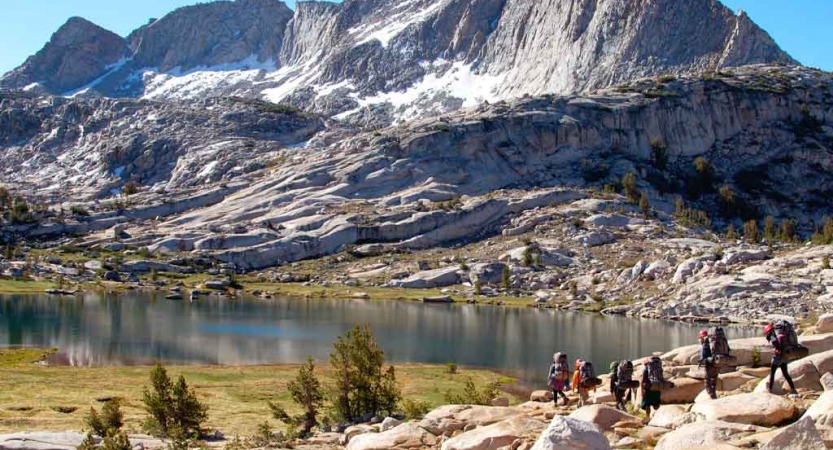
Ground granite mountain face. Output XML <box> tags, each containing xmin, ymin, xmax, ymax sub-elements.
<box><xmin>2</xmin><ymin>0</ymin><xmax>795</xmax><ymax>123</ymax></box>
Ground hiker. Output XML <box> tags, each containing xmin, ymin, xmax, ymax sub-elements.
<box><xmin>611</xmin><ymin>360</ymin><xmax>636</xmax><ymax>410</ymax></box>
<box><xmin>698</xmin><ymin>329</ymin><xmax>719</xmax><ymax>400</ymax></box>
<box><xmin>764</xmin><ymin>322</ymin><xmax>799</xmax><ymax>395</ymax></box>
<box><xmin>641</xmin><ymin>356</ymin><xmax>670</xmax><ymax>419</ymax></box>
<box><xmin>573</xmin><ymin>359</ymin><xmax>600</xmax><ymax>406</ymax></box>
<box><xmin>548</xmin><ymin>352</ymin><xmax>570</xmax><ymax>406</ymax></box>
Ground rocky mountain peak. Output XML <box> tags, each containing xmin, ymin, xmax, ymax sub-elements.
<box><xmin>1</xmin><ymin>0</ymin><xmax>799</xmax><ymax>124</ymax></box>
<box><xmin>126</xmin><ymin>0</ymin><xmax>294</xmax><ymax>72</ymax></box>
<box><xmin>1</xmin><ymin>16</ymin><xmax>127</xmax><ymax>93</ymax></box>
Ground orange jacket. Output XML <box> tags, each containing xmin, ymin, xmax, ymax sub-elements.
<box><xmin>572</xmin><ymin>370</ymin><xmax>581</xmax><ymax>392</ymax></box>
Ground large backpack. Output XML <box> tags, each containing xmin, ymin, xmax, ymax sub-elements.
<box><xmin>709</xmin><ymin>327</ymin><xmax>730</xmax><ymax>356</ymax></box>
<box><xmin>617</xmin><ymin>360</ymin><xmax>634</xmax><ymax>382</ymax></box>
<box><xmin>616</xmin><ymin>360</ymin><xmax>639</xmax><ymax>389</ymax></box>
<box><xmin>554</xmin><ymin>353</ymin><xmax>570</xmax><ymax>382</ymax></box>
<box><xmin>774</xmin><ymin>320</ymin><xmax>809</xmax><ymax>362</ymax></box>
<box><xmin>774</xmin><ymin>320</ymin><xmax>799</xmax><ymax>348</ymax></box>
<box><xmin>646</xmin><ymin>357</ymin><xmax>665</xmax><ymax>392</ymax></box>
<box><xmin>580</xmin><ymin>361</ymin><xmax>602</xmax><ymax>388</ymax></box>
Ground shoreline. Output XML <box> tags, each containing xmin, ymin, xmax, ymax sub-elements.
<box><xmin>0</xmin><ymin>276</ymin><xmax>770</xmax><ymax>327</ymax></box>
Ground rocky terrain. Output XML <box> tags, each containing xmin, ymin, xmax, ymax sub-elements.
<box><xmin>3</xmin><ymin>315</ymin><xmax>833</xmax><ymax>450</ymax></box>
<box><xmin>2</xmin><ymin>64</ymin><xmax>833</xmax><ymax>323</ymax></box>
<box><xmin>1</xmin><ymin>0</ymin><xmax>796</xmax><ymax>124</ymax></box>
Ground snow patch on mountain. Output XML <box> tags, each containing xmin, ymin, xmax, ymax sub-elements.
<box><xmin>342</xmin><ymin>61</ymin><xmax>506</xmax><ymax>123</ymax></box>
<box><xmin>139</xmin><ymin>55</ymin><xmax>276</xmax><ymax>100</ymax></box>
<box><xmin>351</xmin><ymin>0</ymin><xmax>444</xmax><ymax>48</ymax></box>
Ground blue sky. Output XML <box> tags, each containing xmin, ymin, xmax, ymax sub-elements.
<box><xmin>0</xmin><ymin>0</ymin><xmax>830</xmax><ymax>75</ymax></box>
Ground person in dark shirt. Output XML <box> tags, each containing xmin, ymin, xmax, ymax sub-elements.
<box><xmin>764</xmin><ymin>323</ymin><xmax>798</xmax><ymax>395</ymax></box>
<box><xmin>698</xmin><ymin>329</ymin><xmax>718</xmax><ymax>400</ymax></box>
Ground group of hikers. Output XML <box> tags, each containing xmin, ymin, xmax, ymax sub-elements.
<box><xmin>548</xmin><ymin>319</ymin><xmax>808</xmax><ymax>418</ymax></box>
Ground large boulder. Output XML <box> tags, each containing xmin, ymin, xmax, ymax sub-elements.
<box><xmin>441</xmin><ymin>417</ymin><xmax>546</xmax><ymax>450</ymax></box>
<box><xmin>346</xmin><ymin>423</ymin><xmax>438</xmax><ymax>450</ymax></box>
<box><xmin>389</xmin><ymin>267</ymin><xmax>461</xmax><ymax>288</ymax></box>
<box><xmin>818</xmin><ymin>314</ymin><xmax>833</xmax><ymax>334</ymax></box>
<box><xmin>119</xmin><ymin>260</ymin><xmax>195</xmax><ymax>274</ymax></box>
<box><xmin>421</xmin><ymin>405</ymin><xmax>522</xmax><ymax>433</ymax></box>
<box><xmin>530</xmin><ymin>390</ymin><xmax>554</xmax><ymax>403</ymax></box>
<box><xmin>717</xmin><ymin>371</ymin><xmax>757</xmax><ymax>392</ymax></box>
<box><xmin>822</xmin><ymin>372</ymin><xmax>833</xmax><ymax>391</ymax></box>
<box><xmin>753</xmin><ymin>349</ymin><xmax>833</xmax><ymax>394</ymax></box>
<box><xmin>573</xmin><ymin>231</ymin><xmax>616</xmax><ymax>247</ymax></box>
<box><xmin>690</xmin><ymin>393</ymin><xmax>799</xmax><ymax>426</ymax></box>
<box><xmin>661</xmin><ymin>377</ymin><xmax>704</xmax><ymax>404</ymax></box>
<box><xmin>469</xmin><ymin>262</ymin><xmax>507</xmax><ymax>285</ymax></box>
<box><xmin>803</xmin><ymin>390</ymin><xmax>833</xmax><ymax>428</ymax></box>
<box><xmin>654</xmin><ymin>420</ymin><xmax>765</xmax><ymax>450</ymax></box>
<box><xmin>530</xmin><ymin>415</ymin><xmax>611</xmax><ymax>450</ymax></box>
<box><xmin>759</xmin><ymin>416</ymin><xmax>826</xmax><ymax>450</ymax></box>
<box><xmin>568</xmin><ymin>405</ymin><xmax>641</xmax><ymax>432</ymax></box>
<box><xmin>648</xmin><ymin>405</ymin><xmax>689</xmax><ymax>430</ymax></box>
<box><xmin>0</xmin><ymin>433</ymin><xmax>165</xmax><ymax>450</ymax></box>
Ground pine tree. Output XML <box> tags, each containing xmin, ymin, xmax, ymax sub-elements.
<box><xmin>269</xmin><ymin>358</ymin><xmax>324</xmax><ymax>437</ymax></box>
<box><xmin>744</xmin><ymin>220</ymin><xmax>760</xmax><ymax>244</ymax></box>
<box><xmin>522</xmin><ymin>247</ymin><xmax>534</xmax><ymax>267</ymax></box>
<box><xmin>501</xmin><ymin>265</ymin><xmax>511</xmax><ymax>289</ymax></box>
<box><xmin>638</xmin><ymin>191</ymin><xmax>650</xmax><ymax>218</ymax></box>
<box><xmin>649</xmin><ymin>139</ymin><xmax>668</xmax><ymax>170</ymax></box>
<box><xmin>141</xmin><ymin>364</ymin><xmax>207</xmax><ymax>439</ymax></box>
<box><xmin>622</xmin><ymin>173</ymin><xmax>638</xmax><ymax>203</ymax></box>
<box><xmin>329</xmin><ymin>326</ymin><xmax>400</xmax><ymax>422</ymax></box>
<box><xmin>725</xmin><ymin>224</ymin><xmax>739</xmax><ymax>241</ymax></box>
<box><xmin>779</xmin><ymin>219</ymin><xmax>797</xmax><ymax>243</ymax></box>
<box><xmin>764</xmin><ymin>216</ymin><xmax>776</xmax><ymax>243</ymax></box>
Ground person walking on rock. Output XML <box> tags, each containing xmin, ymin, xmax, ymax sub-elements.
<box><xmin>764</xmin><ymin>323</ymin><xmax>798</xmax><ymax>395</ymax></box>
<box><xmin>611</xmin><ymin>360</ymin><xmax>635</xmax><ymax>410</ymax></box>
<box><xmin>641</xmin><ymin>356</ymin><xmax>668</xmax><ymax>420</ymax></box>
<box><xmin>548</xmin><ymin>352</ymin><xmax>570</xmax><ymax>406</ymax></box>
<box><xmin>572</xmin><ymin>359</ymin><xmax>595</xmax><ymax>407</ymax></box>
<box><xmin>698</xmin><ymin>329</ymin><xmax>719</xmax><ymax>399</ymax></box>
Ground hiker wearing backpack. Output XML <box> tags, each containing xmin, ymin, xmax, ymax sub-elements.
<box><xmin>548</xmin><ymin>352</ymin><xmax>570</xmax><ymax>406</ymax></box>
<box><xmin>611</xmin><ymin>360</ymin><xmax>636</xmax><ymax>410</ymax></box>
<box><xmin>573</xmin><ymin>359</ymin><xmax>600</xmax><ymax>406</ymax></box>
<box><xmin>641</xmin><ymin>356</ymin><xmax>671</xmax><ymax>419</ymax></box>
<box><xmin>698</xmin><ymin>329</ymin><xmax>719</xmax><ymax>400</ymax></box>
<box><xmin>764</xmin><ymin>322</ymin><xmax>799</xmax><ymax>395</ymax></box>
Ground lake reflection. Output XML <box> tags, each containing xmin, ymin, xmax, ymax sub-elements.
<box><xmin>0</xmin><ymin>292</ymin><xmax>756</xmax><ymax>384</ymax></box>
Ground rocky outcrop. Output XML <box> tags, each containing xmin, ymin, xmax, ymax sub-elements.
<box><xmin>0</xmin><ymin>93</ymin><xmax>324</xmax><ymax>197</ymax></box>
<box><xmin>441</xmin><ymin>417</ymin><xmax>546</xmax><ymax>450</ymax></box>
<box><xmin>568</xmin><ymin>405</ymin><xmax>641</xmax><ymax>433</ymax></box>
<box><xmin>388</xmin><ymin>267</ymin><xmax>460</xmax><ymax>288</ymax></box>
<box><xmin>654</xmin><ymin>420</ymin><xmax>765</xmax><ymax>450</ymax></box>
<box><xmin>759</xmin><ymin>416</ymin><xmax>827</xmax><ymax>450</ymax></box>
<box><xmin>346</xmin><ymin>422</ymin><xmax>437</xmax><ymax>450</ymax></box>
<box><xmin>530</xmin><ymin>415</ymin><xmax>611</xmax><ymax>450</ymax></box>
<box><xmin>690</xmin><ymin>393</ymin><xmax>799</xmax><ymax>426</ymax></box>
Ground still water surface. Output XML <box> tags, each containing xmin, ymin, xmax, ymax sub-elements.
<box><xmin>0</xmin><ymin>292</ymin><xmax>757</xmax><ymax>384</ymax></box>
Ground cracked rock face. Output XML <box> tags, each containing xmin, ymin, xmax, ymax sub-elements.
<box><xmin>0</xmin><ymin>93</ymin><xmax>324</xmax><ymax>198</ymax></box>
<box><xmin>2</xmin><ymin>0</ymin><xmax>796</xmax><ymax>124</ymax></box>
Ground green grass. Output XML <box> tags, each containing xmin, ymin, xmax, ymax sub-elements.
<box><xmin>0</xmin><ymin>348</ymin><xmax>56</xmax><ymax>366</ymax></box>
<box><xmin>0</xmin><ymin>349</ymin><xmax>515</xmax><ymax>436</ymax></box>
<box><xmin>0</xmin><ymin>279</ymin><xmax>55</xmax><ymax>294</ymax></box>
